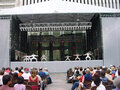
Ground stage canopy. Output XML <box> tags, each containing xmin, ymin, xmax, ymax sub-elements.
<box><xmin>0</xmin><ymin>0</ymin><xmax>120</xmax><ymax>15</ymax></box>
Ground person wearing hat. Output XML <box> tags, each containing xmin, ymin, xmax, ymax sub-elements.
<box><xmin>22</xmin><ymin>68</ymin><xmax>30</xmax><ymax>80</ymax></box>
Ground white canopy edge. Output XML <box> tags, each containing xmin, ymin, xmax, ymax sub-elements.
<box><xmin>0</xmin><ymin>0</ymin><xmax>120</xmax><ymax>15</ymax></box>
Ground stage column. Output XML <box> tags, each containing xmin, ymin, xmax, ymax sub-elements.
<box><xmin>60</xmin><ymin>41</ymin><xmax>65</xmax><ymax>61</ymax></box>
<box><xmin>38</xmin><ymin>32</ymin><xmax>42</xmax><ymax>61</ymax></box>
<box><xmin>49</xmin><ymin>42</ymin><xmax>53</xmax><ymax>61</ymax></box>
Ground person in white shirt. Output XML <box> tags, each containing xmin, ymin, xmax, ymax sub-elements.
<box><xmin>91</xmin><ymin>77</ymin><xmax>106</xmax><ymax>90</ymax></box>
<box><xmin>22</xmin><ymin>68</ymin><xmax>30</xmax><ymax>80</ymax></box>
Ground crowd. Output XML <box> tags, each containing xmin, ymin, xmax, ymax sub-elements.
<box><xmin>0</xmin><ymin>66</ymin><xmax>52</xmax><ymax>90</ymax></box>
<box><xmin>67</xmin><ymin>65</ymin><xmax>120</xmax><ymax>90</ymax></box>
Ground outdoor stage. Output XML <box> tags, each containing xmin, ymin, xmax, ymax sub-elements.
<box><xmin>11</xmin><ymin>60</ymin><xmax>103</xmax><ymax>73</ymax></box>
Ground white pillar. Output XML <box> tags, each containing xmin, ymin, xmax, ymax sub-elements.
<box><xmin>99</xmin><ymin>0</ymin><xmax>101</xmax><ymax>6</ymax></box>
<box><xmin>92</xmin><ymin>0</ymin><xmax>94</xmax><ymax>5</ymax></box>
<box><xmin>85</xmin><ymin>0</ymin><xmax>87</xmax><ymax>4</ymax></box>
<box><xmin>113</xmin><ymin>0</ymin><xmax>116</xmax><ymax>9</ymax></box>
<box><xmin>35</xmin><ymin>0</ymin><xmax>37</xmax><ymax>3</ymax></box>
<box><xmin>88</xmin><ymin>0</ymin><xmax>91</xmax><ymax>5</ymax></box>
<box><xmin>104</xmin><ymin>0</ymin><xmax>106</xmax><ymax>7</ymax></box>
<box><xmin>116</xmin><ymin>0</ymin><xmax>119</xmax><ymax>9</ymax></box>
<box><xmin>77</xmin><ymin>0</ymin><xmax>80</xmax><ymax>3</ymax></box>
<box><xmin>27</xmin><ymin>0</ymin><xmax>30</xmax><ymax>5</ymax></box>
<box><xmin>109</xmin><ymin>0</ymin><xmax>112</xmax><ymax>8</ymax></box>
<box><xmin>81</xmin><ymin>0</ymin><xmax>84</xmax><ymax>4</ymax></box>
<box><xmin>24</xmin><ymin>0</ymin><xmax>27</xmax><ymax>5</ymax></box>
<box><xmin>96</xmin><ymin>0</ymin><xmax>98</xmax><ymax>6</ymax></box>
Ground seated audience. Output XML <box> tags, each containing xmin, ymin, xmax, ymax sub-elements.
<box><xmin>0</xmin><ymin>75</ymin><xmax>13</xmax><ymax>90</ymax></box>
<box><xmin>14</xmin><ymin>76</ymin><xmax>25</xmax><ymax>90</ymax></box>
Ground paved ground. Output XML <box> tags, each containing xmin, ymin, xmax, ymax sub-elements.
<box><xmin>46</xmin><ymin>73</ymin><xmax>72</xmax><ymax>90</ymax></box>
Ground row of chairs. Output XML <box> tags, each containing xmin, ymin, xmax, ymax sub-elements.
<box><xmin>24</xmin><ymin>80</ymin><xmax>40</xmax><ymax>90</ymax></box>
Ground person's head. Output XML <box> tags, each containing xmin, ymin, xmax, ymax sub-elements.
<box><xmin>94</xmin><ymin>77</ymin><xmax>101</xmax><ymax>86</ymax></box>
<box><xmin>96</xmin><ymin>66</ymin><xmax>100</xmax><ymax>70</ymax></box>
<box><xmin>106</xmin><ymin>69</ymin><xmax>111</xmax><ymax>74</ymax></box>
<box><xmin>13</xmin><ymin>73</ymin><xmax>18</xmax><ymax>79</ymax></box>
<box><xmin>44</xmin><ymin>68</ymin><xmax>48</xmax><ymax>72</ymax></box>
<box><xmin>80</xmin><ymin>67</ymin><xmax>83</xmax><ymax>71</ymax></box>
<box><xmin>86</xmin><ymin>68</ymin><xmax>90</xmax><ymax>74</ymax></box>
<box><xmin>15</xmin><ymin>67</ymin><xmax>19</xmax><ymax>71</ymax></box>
<box><xmin>82</xmin><ymin>71</ymin><xmax>86</xmax><ymax>75</ymax></box>
<box><xmin>20</xmin><ymin>66</ymin><xmax>23</xmax><ymax>70</ymax></box>
<box><xmin>17</xmin><ymin>76</ymin><xmax>24</xmax><ymax>84</ymax></box>
<box><xmin>24</xmin><ymin>68</ymin><xmax>29</xmax><ymax>73</ymax></box>
<box><xmin>100</xmin><ymin>71</ymin><xmax>105</xmax><ymax>78</ymax></box>
<box><xmin>0</xmin><ymin>70</ymin><xmax>4</xmax><ymax>75</ymax></box>
<box><xmin>89</xmin><ymin>67</ymin><xmax>93</xmax><ymax>71</ymax></box>
<box><xmin>2</xmin><ymin>75</ymin><xmax>12</xmax><ymax>85</ymax></box>
<box><xmin>31</xmin><ymin>70</ymin><xmax>37</xmax><ymax>78</ymax></box>
<box><xmin>39</xmin><ymin>67</ymin><xmax>43</xmax><ymax>71</ymax></box>
<box><xmin>69</xmin><ymin>68</ymin><xmax>72</xmax><ymax>72</ymax></box>
<box><xmin>18</xmin><ymin>69</ymin><xmax>23</xmax><ymax>73</ymax></box>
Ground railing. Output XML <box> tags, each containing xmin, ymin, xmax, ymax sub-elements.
<box><xmin>17</xmin><ymin>0</ymin><xmax>120</xmax><ymax>9</ymax></box>
<box><xmin>19</xmin><ymin>22</ymin><xmax>92</xmax><ymax>32</ymax></box>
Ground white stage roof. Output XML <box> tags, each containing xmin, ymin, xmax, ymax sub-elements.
<box><xmin>0</xmin><ymin>0</ymin><xmax>120</xmax><ymax>15</ymax></box>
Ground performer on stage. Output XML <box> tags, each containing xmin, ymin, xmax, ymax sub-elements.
<box><xmin>74</xmin><ymin>54</ymin><xmax>81</xmax><ymax>61</ymax></box>
<box><xmin>23</xmin><ymin>55</ymin><xmax>31</xmax><ymax>62</ymax></box>
<box><xmin>41</xmin><ymin>54</ymin><xmax>47</xmax><ymax>61</ymax></box>
<box><xmin>65</xmin><ymin>55</ymin><xmax>71</xmax><ymax>61</ymax></box>
<box><xmin>30</xmin><ymin>54</ymin><xmax>38</xmax><ymax>62</ymax></box>
<box><xmin>84</xmin><ymin>52</ymin><xmax>92</xmax><ymax>60</ymax></box>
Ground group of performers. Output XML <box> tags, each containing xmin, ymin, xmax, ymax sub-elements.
<box><xmin>23</xmin><ymin>51</ymin><xmax>93</xmax><ymax>62</ymax></box>
<box><xmin>65</xmin><ymin>52</ymin><xmax>92</xmax><ymax>61</ymax></box>
<box><xmin>23</xmin><ymin>54</ymin><xmax>47</xmax><ymax>62</ymax></box>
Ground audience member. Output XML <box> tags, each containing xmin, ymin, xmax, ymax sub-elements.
<box><xmin>38</xmin><ymin>67</ymin><xmax>46</xmax><ymax>80</ymax></box>
<box><xmin>14</xmin><ymin>76</ymin><xmax>25</xmax><ymax>90</ymax></box>
<box><xmin>0</xmin><ymin>75</ymin><xmax>13</xmax><ymax>90</ymax></box>
<box><xmin>44</xmin><ymin>68</ymin><xmax>52</xmax><ymax>84</ymax></box>
<box><xmin>22</xmin><ymin>68</ymin><xmax>30</xmax><ymax>80</ymax></box>
<box><xmin>93</xmin><ymin>77</ymin><xmax>106</xmax><ymax>90</ymax></box>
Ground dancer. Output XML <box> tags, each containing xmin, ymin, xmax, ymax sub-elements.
<box><xmin>74</xmin><ymin>54</ymin><xmax>81</xmax><ymax>61</ymax></box>
<box><xmin>23</xmin><ymin>55</ymin><xmax>30</xmax><ymax>62</ymax></box>
<box><xmin>84</xmin><ymin>52</ymin><xmax>92</xmax><ymax>60</ymax></box>
<box><xmin>41</xmin><ymin>54</ymin><xmax>47</xmax><ymax>61</ymax></box>
<box><xmin>30</xmin><ymin>54</ymin><xmax>38</xmax><ymax>62</ymax></box>
<box><xmin>65</xmin><ymin>55</ymin><xmax>71</xmax><ymax>61</ymax></box>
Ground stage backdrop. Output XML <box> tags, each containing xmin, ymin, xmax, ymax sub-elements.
<box><xmin>102</xmin><ymin>17</ymin><xmax>120</xmax><ymax>67</ymax></box>
<box><xmin>0</xmin><ymin>19</ymin><xmax>10</xmax><ymax>68</ymax></box>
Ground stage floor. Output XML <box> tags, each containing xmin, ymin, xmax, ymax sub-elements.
<box><xmin>11</xmin><ymin>60</ymin><xmax>103</xmax><ymax>73</ymax></box>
